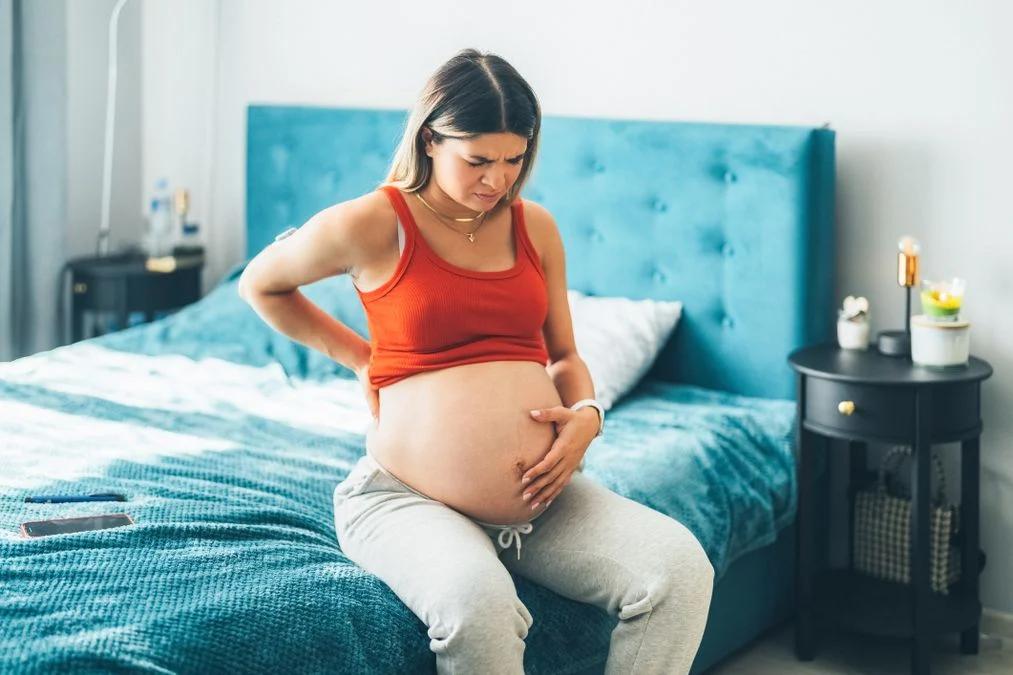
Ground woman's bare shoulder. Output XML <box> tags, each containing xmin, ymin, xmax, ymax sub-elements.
<box><xmin>319</xmin><ymin>188</ymin><xmax>398</xmax><ymax>256</ymax></box>
<box><xmin>517</xmin><ymin>198</ymin><xmax>560</xmax><ymax>261</ymax></box>
<box><xmin>238</xmin><ymin>188</ymin><xmax>396</xmax><ymax>295</ymax></box>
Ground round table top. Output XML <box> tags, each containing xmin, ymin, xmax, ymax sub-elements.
<box><xmin>67</xmin><ymin>252</ymin><xmax>204</xmax><ymax>277</ymax></box>
<box><xmin>788</xmin><ymin>341</ymin><xmax>993</xmax><ymax>385</ymax></box>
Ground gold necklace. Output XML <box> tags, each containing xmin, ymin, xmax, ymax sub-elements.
<box><xmin>414</xmin><ymin>191</ymin><xmax>488</xmax><ymax>243</ymax></box>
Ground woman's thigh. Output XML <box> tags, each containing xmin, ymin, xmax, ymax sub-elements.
<box><xmin>501</xmin><ymin>470</ymin><xmax>714</xmax><ymax>611</ymax></box>
<box><xmin>334</xmin><ymin>456</ymin><xmax>532</xmax><ymax>634</ymax></box>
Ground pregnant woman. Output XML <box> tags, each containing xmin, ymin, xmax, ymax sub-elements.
<box><xmin>239</xmin><ymin>49</ymin><xmax>714</xmax><ymax>675</ymax></box>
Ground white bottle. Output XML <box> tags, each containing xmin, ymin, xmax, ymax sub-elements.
<box><xmin>145</xmin><ymin>178</ymin><xmax>173</xmax><ymax>257</ymax></box>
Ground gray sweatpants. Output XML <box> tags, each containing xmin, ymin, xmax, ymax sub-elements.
<box><xmin>333</xmin><ymin>451</ymin><xmax>715</xmax><ymax>674</ymax></box>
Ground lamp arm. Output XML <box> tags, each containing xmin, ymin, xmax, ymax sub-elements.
<box><xmin>97</xmin><ymin>0</ymin><xmax>130</xmax><ymax>256</ymax></box>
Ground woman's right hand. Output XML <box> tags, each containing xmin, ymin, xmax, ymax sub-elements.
<box><xmin>355</xmin><ymin>363</ymin><xmax>380</xmax><ymax>421</ymax></box>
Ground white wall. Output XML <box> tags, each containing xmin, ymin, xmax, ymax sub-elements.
<box><xmin>138</xmin><ymin>0</ymin><xmax>218</xmax><ymax>291</ymax></box>
<box><xmin>67</xmin><ymin>0</ymin><xmax>142</xmax><ymax>259</ymax></box>
<box><xmin>138</xmin><ymin>0</ymin><xmax>1013</xmax><ymax>613</ymax></box>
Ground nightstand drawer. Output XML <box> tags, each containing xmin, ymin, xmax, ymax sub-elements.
<box><xmin>805</xmin><ymin>378</ymin><xmax>912</xmax><ymax>441</ymax></box>
<box><xmin>125</xmin><ymin>271</ymin><xmax>201</xmax><ymax>312</ymax></box>
<box><xmin>72</xmin><ymin>276</ymin><xmax>123</xmax><ymax>312</ymax></box>
<box><xmin>804</xmin><ymin>377</ymin><xmax>981</xmax><ymax>443</ymax></box>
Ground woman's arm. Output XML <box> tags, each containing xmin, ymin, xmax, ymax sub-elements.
<box><xmin>238</xmin><ymin>193</ymin><xmax>386</xmax><ymax>373</ymax></box>
<box><xmin>520</xmin><ymin>201</ymin><xmax>600</xmax><ymax>504</ymax></box>
<box><xmin>525</xmin><ymin>201</ymin><xmax>596</xmax><ymax>407</ymax></box>
<box><xmin>241</xmin><ymin>289</ymin><xmax>372</xmax><ymax>373</ymax></box>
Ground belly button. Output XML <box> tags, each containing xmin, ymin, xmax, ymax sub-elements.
<box><xmin>513</xmin><ymin>460</ymin><xmax>527</xmax><ymax>479</ymax></box>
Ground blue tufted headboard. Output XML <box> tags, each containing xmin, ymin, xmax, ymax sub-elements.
<box><xmin>246</xmin><ymin>105</ymin><xmax>835</xmax><ymax>400</ymax></box>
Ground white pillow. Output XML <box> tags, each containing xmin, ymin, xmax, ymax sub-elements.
<box><xmin>566</xmin><ymin>289</ymin><xmax>683</xmax><ymax>411</ymax></box>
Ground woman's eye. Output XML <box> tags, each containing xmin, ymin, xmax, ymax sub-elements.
<box><xmin>467</xmin><ymin>158</ymin><xmax>523</xmax><ymax>167</ymax></box>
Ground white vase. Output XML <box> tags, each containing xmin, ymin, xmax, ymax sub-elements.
<box><xmin>837</xmin><ymin>319</ymin><xmax>870</xmax><ymax>350</ymax></box>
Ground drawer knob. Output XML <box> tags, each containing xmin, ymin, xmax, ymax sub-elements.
<box><xmin>838</xmin><ymin>400</ymin><xmax>856</xmax><ymax>416</ymax></box>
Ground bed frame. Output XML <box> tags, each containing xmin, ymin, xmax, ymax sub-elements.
<box><xmin>246</xmin><ymin>104</ymin><xmax>836</xmax><ymax>673</ymax></box>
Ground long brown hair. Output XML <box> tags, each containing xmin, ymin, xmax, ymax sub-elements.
<box><xmin>381</xmin><ymin>49</ymin><xmax>541</xmax><ymax>210</ymax></box>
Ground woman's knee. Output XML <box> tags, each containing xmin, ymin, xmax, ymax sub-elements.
<box><xmin>428</xmin><ymin>581</ymin><xmax>533</xmax><ymax>652</ymax></box>
<box><xmin>646</xmin><ymin>522</ymin><xmax>715</xmax><ymax>610</ymax></box>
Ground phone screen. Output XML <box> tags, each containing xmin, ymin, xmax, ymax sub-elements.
<box><xmin>20</xmin><ymin>513</ymin><xmax>134</xmax><ymax>537</ymax></box>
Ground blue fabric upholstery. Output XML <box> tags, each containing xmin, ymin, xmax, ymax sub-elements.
<box><xmin>246</xmin><ymin>106</ymin><xmax>836</xmax><ymax>400</ymax></box>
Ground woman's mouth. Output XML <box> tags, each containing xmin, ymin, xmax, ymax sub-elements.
<box><xmin>475</xmin><ymin>192</ymin><xmax>501</xmax><ymax>203</ymax></box>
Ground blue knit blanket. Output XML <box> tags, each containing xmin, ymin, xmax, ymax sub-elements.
<box><xmin>0</xmin><ymin>270</ymin><xmax>796</xmax><ymax>673</ymax></box>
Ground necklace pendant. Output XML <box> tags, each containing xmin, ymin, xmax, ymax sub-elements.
<box><xmin>466</xmin><ymin>233</ymin><xmax>475</xmax><ymax>243</ymax></box>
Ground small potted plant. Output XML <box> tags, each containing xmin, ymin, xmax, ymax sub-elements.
<box><xmin>838</xmin><ymin>295</ymin><xmax>870</xmax><ymax>349</ymax></box>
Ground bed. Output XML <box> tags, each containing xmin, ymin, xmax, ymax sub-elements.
<box><xmin>0</xmin><ymin>105</ymin><xmax>835</xmax><ymax>673</ymax></box>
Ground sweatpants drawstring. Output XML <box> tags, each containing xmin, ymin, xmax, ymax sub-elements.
<box><xmin>497</xmin><ymin>522</ymin><xmax>534</xmax><ymax>560</ymax></box>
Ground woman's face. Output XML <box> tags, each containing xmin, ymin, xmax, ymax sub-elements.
<box><xmin>422</xmin><ymin>129</ymin><xmax>528</xmax><ymax>212</ymax></box>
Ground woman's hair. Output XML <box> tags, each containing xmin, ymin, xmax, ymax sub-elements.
<box><xmin>381</xmin><ymin>49</ymin><xmax>541</xmax><ymax>209</ymax></box>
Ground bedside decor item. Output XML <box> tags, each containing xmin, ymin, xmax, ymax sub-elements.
<box><xmin>836</xmin><ymin>295</ymin><xmax>870</xmax><ymax>349</ymax></box>
<box><xmin>143</xmin><ymin>178</ymin><xmax>175</xmax><ymax>259</ymax></box>
<box><xmin>911</xmin><ymin>277</ymin><xmax>970</xmax><ymax>367</ymax></box>
<box><xmin>853</xmin><ymin>445</ymin><xmax>961</xmax><ymax>594</ymax></box>
<box><xmin>911</xmin><ymin>315</ymin><xmax>971</xmax><ymax>366</ymax></box>
<box><xmin>169</xmin><ymin>188</ymin><xmax>206</xmax><ymax>260</ymax></box>
<box><xmin>920</xmin><ymin>277</ymin><xmax>965</xmax><ymax>319</ymax></box>
<box><xmin>877</xmin><ymin>235</ymin><xmax>920</xmax><ymax>357</ymax></box>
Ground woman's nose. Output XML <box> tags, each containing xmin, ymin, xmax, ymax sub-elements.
<box><xmin>484</xmin><ymin>173</ymin><xmax>507</xmax><ymax>192</ymax></box>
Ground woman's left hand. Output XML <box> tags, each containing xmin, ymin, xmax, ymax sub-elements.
<box><xmin>520</xmin><ymin>406</ymin><xmax>599</xmax><ymax>509</ymax></box>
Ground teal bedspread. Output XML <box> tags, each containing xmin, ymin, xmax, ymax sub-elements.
<box><xmin>0</xmin><ymin>270</ymin><xmax>797</xmax><ymax>673</ymax></box>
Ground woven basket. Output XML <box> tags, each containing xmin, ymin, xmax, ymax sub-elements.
<box><xmin>852</xmin><ymin>445</ymin><xmax>961</xmax><ymax>594</ymax></box>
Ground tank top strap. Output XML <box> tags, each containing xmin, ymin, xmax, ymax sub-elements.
<box><xmin>379</xmin><ymin>185</ymin><xmax>420</xmax><ymax>245</ymax></box>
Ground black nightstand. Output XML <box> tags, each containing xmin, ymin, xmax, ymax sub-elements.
<box><xmin>63</xmin><ymin>251</ymin><xmax>204</xmax><ymax>343</ymax></box>
<box><xmin>788</xmin><ymin>342</ymin><xmax>993</xmax><ymax>675</ymax></box>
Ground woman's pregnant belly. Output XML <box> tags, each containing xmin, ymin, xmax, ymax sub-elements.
<box><xmin>365</xmin><ymin>360</ymin><xmax>564</xmax><ymax>526</ymax></box>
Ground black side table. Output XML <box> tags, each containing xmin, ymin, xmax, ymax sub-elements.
<box><xmin>788</xmin><ymin>342</ymin><xmax>993</xmax><ymax>675</ymax></box>
<box><xmin>64</xmin><ymin>252</ymin><xmax>204</xmax><ymax>343</ymax></box>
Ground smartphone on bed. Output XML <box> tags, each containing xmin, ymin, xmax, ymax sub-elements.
<box><xmin>20</xmin><ymin>513</ymin><xmax>134</xmax><ymax>538</ymax></box>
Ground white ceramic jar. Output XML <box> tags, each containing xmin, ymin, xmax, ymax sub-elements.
<box><xmin>911</xmin><ymin>314</ymin><xmax>970</xmax><ymax>366</ymax></box>
<box><xmin>837</xmin><ymin>318</ymin><xmax>870</xmax><ymax>349</ymax></box>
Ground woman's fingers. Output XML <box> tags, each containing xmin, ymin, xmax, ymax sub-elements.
<box><xmin>541</xmin><ymin>473</ymin><xmax>573</xmax><ymax>506</ymax></box>
<box><xmin>360</xmin><ymin>378</ymin><xmax>379</xmax><ymax>419</ymax></box>
<box><xmin>523</xmin><ymin>465</ymin><xmax>566</xmax><ymax>508</ymax></box>
<box><xmin>521</xmin><ymin>447</ymin><xmax>562</xmax><ymax>485</ymax></box>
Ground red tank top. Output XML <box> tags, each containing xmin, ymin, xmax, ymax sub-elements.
<box><xmin>354</xmin><ymin>185</ymin><xmax>550</xmax><ymax>388</ymax></box>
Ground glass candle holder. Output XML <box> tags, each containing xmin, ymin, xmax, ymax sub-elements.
<box><xmin>920</xmin><ymin>277</ymin><xmax>965</xmax><ymax>320</ymax></box>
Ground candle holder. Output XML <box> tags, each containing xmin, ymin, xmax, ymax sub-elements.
<box><xmin>876</xmin><ymin>235</ymin><xmax>919</xmax><ymax>357</ymax></box>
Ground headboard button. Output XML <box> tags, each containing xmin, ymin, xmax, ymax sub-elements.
<box><xmin>723</xmin><ymin>170</ymin><xmax>737</xmax><ymax>184</ymax></box>
<box><xmin>652</xmin><ymin>198</ymin><xmax>668</xmax><ymax>213</ymax></box>
<box><xmin>721</xmin><ymin>242</ymin><xmax>735</xmax><ymax>257</ymax></box>
<box><xmin>721</xmin><ymin>315</ymin><xmax>735</xmax><ymax>329</ymax></box>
